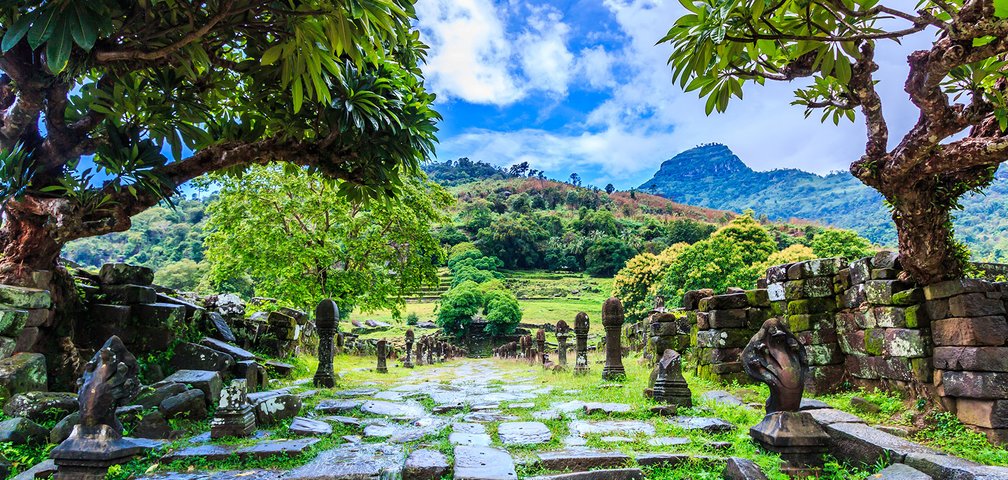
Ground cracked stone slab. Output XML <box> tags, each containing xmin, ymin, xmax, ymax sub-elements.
<box><xmin>315</xmin><ymin>399</ymin><xmax>362</xmax><ymax>414</ymax></box>
<box><xmin>453</xmin><ymin>445</ymin><xmax>517</xmax><ymax>480</ymax></box>
<box><xmin>360</xmin><ymin>400</ymin><xmax>426</xmax><ymax>419</ymax></box>
<box><xmin>285</xmin><ymin>443</ymin><xmax>404</xmax><ymax>479</ymax></box>
<box><xmin>667</xmin><ymin>416</ymin><xmax>734</xmax><ymax>434</ymax></box>
<box><xmin>334</xmin><ymin>388</ymin><xmax>379</xmax><ymax>398</ymax></box>
<box><xmin>450</xmin><ymin>432</ymin><xmax>492</xmax><ymax>446</ymax></box>
<box><xmin>583</xmin><ymin>403</ymin><xmax>632</xmax><ymax>415</ymax></box>
<box><xmin>498</xmin><ymin>421</ymin><xmax>552</xmax><ymax>445</ymax></box>
<box><xmin>536</xmin><ymin>449</ymin><xmax>631</xmax><ymax>471</ymax></box>
<box><xmin>569</xmin><ymin>420</ymin><xmax>655</xmax><ymax>437</ymax></box>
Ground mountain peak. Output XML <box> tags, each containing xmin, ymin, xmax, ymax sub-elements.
<box><xmin>655</xmin><ymin>144</ymin><xmax>751</xmax><ymax>180</ymax></box>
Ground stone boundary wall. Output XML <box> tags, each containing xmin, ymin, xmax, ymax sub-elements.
<box><xmin>692</xmin><ymin>289</ymin><xmax>770</xmax><ymax>384</ymax></box>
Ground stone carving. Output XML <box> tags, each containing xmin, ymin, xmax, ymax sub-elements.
<box><xmin>377</xmin><ymin>340</ymin><xmax>388</xmax><ymax>373</ymax></box>
<box><xmin>313</xmin><ymin>299</ymin><xmax>340</xmax><ymax>388</ymax></box>
<box><xmin>743</xmin><ymin>318</ymin><xmax>829</xmax><ymax>472</ymax></box>
<box><xmin>556</xmin><ymin>320</ymin><xmax>571</xmax><ymax>367</ymax></box>
<box><xmin>574</xmin><ymin>312</ymin><xmax>590</xmax><ymax>375</ymax></box>
<box><xmin>652</xmin><ymin>349</ymin><xmax>692</xmax><ymax>407</ymax></box>
<box><xmin>51</xmin><ymin>336</ymin><xmax>144</xmax><ymax>479</ymax></box>
<box><xmin>211</xmin><ymin>380</ymin><xmax>256</xmax><ymax>439</ymax></box>
<box><xmin>404</xmin><ymin>329</ymin><xmax>415</xmax><ymax>369</ymax></box>
<box><xmin>601</xmin><ymin>297</ymin><xmax>626</xmax><ymax>380</ymax></box>
<box><xmin>536</xmin><ymin>328</ymin><xmax>546</xmax><ymax>365</ymax></box>
<box><xmin>654</xmin><ymin>295</ymin><xmax>666</xmax><ymax>313</ymax></box>
<box><xmin>741</xmin><ymin>318</ymin><xmax>806</xmax><ymax>413</ymax></box>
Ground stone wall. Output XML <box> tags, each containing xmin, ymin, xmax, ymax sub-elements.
<box><xmin>692</xmin><ymin>289</ymin><xmax>769</xmax><ymax>384</ymax></box>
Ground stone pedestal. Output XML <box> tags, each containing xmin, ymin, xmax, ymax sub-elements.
<box><xmin>601</xmin><ymin>297</ymin><xmax>626</xmax><ymax>380</ymax></box>
<box><xmin>377</xmin><ymin>340</ymin><xmax>388</xmax><ymax>373</ymax></box>
<box><xmin>750</xmin><ymin>411</ymin><xmax>829</xmax><ymax>472</ymax></box>
<box><xmin>211</xmin><ymin>380</ymin><xmax>256</xmax><ymax>439</ymax></box>
<box><xmin>653</xmin><ymin>349</ymin><xmax>692</xmax><ymax>407</ymax></box>
<box><xmin>51</xmin><ymin>425</ymin><xmax>144</xmax><ymax>479</ymax></box>
<box><xmin>313</xmin><ymin>300</ymin><xmax>339</xmax><ymax>388</ymax></box>
<box><xmin>574</xmin><ymin>313</ymin><xmax>590</xmax><ymax>375</ymax></box>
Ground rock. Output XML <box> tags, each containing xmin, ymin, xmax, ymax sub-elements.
<box><xmin>133</xmin><ymin>410</ymin><xmax>175</xmax><ymax>439</ymax></box>
<box><xmin>207</xmin><ymin>312</ymin><xmax>238</xmax><ymax>343</ymax></box>
<box><xmin>799</xmin><ymin>399</ymin><xmax>831</xmax><ymax>410</ymax></box>
<box><xmin>169</xmin><ymin>342</ymin><xmax>234</xmax><ymax>373</ymax></box>
<box><xmin>699</xmin><ymin>390</ymin><xmax>744</xmax><ymax>407</ymax></box>
<box><xmin>334</xmin><ymin>388</ymin><xmax>379</xmax><ymax>398</ymax></box>
<box><xmin>450</xmin><ymin>431</ymin><xmax>493</xmax><ymax>446</ymax></box>
<box><xmin>667</xmin><ymin>416</ymin><xmax>734</xmax><ymax>434</ymax></box>
<box><xmin>583</xmin><ymin>403</ymin><xmax>632</xmax><ymax>415</ymax></box>
<box><xmin>211</xmin><ymin>293</ymin><xmax>246</xmax><ymax>318</ymax></box>
<box><xmin>162</xmin><ymin>370</ymin><xmax>222</xmax><ymax>406</ymax></box>
<box><xmin>497</xmin><ymin>421</ymin><xmax>552</xmax><ymax>445</ymax></box>
<box><xmin>248</xmin><ymin>391</ymin><xmax>302</xmax><ymax>425</ymax></box>
<box><xmin>723</xmin><ymin>457</ymin><xmax>769</xmax><ymax>480</ymax></box>
<box><xmin>100</xmin><ymin>263</ymin><xmax>154</xmax><ymax>285</ymax></box>
<box><xmin>0</xmin><ymin>308</ymin><xmax>27</xmax><ymax>338</ymax></box>
<box><xmin>806</xmin><ymin>408</ymin><xmax>865</xmax><ymax>425</ymax></box>
<box><xmin>49</xmin><ymin>411</ymin><xmax>79</xmax><ymax>444</ymax></box>
<box><xmin>360</xmin><ymin>400</ymin><xmax>426</xmax><ymax>419</ymax></box>
<box><xmin>874</xmin><ymin>463</ymin><xmax>933</xmax><ymax>479</ymax></box>
<box><xmin>0</xmin><ymin>417</ymin><xmax>47</xmax><ymax>444</ymax></box>
<box><xmin>289</xmin><ymin>417</ymin><xmax>332</xmax><ymax>436</ymax></box>
<box><xmin>315</xmin><ymin>399</ymin><xmax>362</xmax><ymax>414</ymax></box>
<box><xmin>824</xmin><ymin>422</ymin><xmax>940</xmax><ymax>467</ymax></box>
<box><xmin>134</xmin><ymin>382</ymin><xmax>187</xmax><ymax>409</ymax></box>
<box><xmin>11</xmin><ymin>458</ymin><xmax>56</xmax><ymax>480</ymax></box>
<box><xmin>160</xmin><ymin>389</ymin><xmax>208</xmax><ymax>420</ymax></box>
<box><xmin>265</xmin><ymin>360</ymin><xmax>294</xmax><ymax>377</ymax></box>
<box><xmin>454</xmin><ymin>445</ymin><xmax>517</xmax><ymax>480</ymax></box>
<box><xmin>0</xmin><ymin>285</ymin><xmax>51</xmax><ymax>309</ymax></box>
<box><xmin>286</xmin><ymin>443</ymin><xmax>403</xmax><ymax>479</ymax></box>
<box><xmin>200</xmin><ymin>337</ymin><xmax>257</xmax><ymax>361</ymax></box>
<box><xmin>3</xmin><ymin>391</ymin><xmax>76</xmax><ymax>423</ymax></box>
<box><xmin>403</xmin><ymin>449</ymin><xmax>450</xmax><ymax>480</ymax></box>
<box><xmin>101</xmin><ymin>284</ymin><xmax>158</xmax><ymax>304</ymax></box>
<box><xmin>536</xmin><ymin>449</ymin><xmax>631</xmax><ymax>471</ymax></box>
<box><xmin>850</xmin><ymin>396</ymin><xmax>882</xmax><ymax>414</ymax></box>
<box><xmin>0</xmin><ymin>353</ymin><xmax>46</xmax><ymax>399</ymax></box>
<box><xmin>235</xmin><ymin>438</ymin><xmax>320</xmax><ymax>459</ymax></box>
<box><xmin>569</xmin><ymin>420</ymin><xmax>655</xmax><ymax>437</ymax></box>
<box><xmin>525</xmin><ymin>469</ymin><xmax>643</xmax><ymax>480</ymax></box>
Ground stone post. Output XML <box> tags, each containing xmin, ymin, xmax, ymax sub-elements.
<box><xmin>652</xmin><ymin>349</ymin><xmax>692</xmax><ymax>407</ymax></box>
<box><xmin>313</xmin><ymin>299</ymin><xmax>339</xmax><ymax>388</ymax></box>
<box><xmin>601</xmin><ymin>297</ymin><xmax>626</xmax><ymax>380</ymax></box>
<box><xmin>211</xmin><ymin>380</ymin><xmax>256</xmax><ymax>438</ymax></box>
<box><xmin>574</xmin><ymin>312</ymin><xmax>590</xmax><ymax>375</ymax></box>
<box><xmin>404</xmin><ymin>329</ymin><xmax>415</xmax><ymax>368</ymax></box>
<box><xmin>415</xmin><ymin>341</ymin><xmax>424</xmax><ymax>366</ymax></box>
<box><xmin>556</xmin><ymin>320</ymin><xmax>571</xmax><ymax>367</ymax></box>
<box><xmin>376</xmin><ymin>339</ymin><xmax>388</xmax><ymax>373</ymax></box>
<box><xmin>536</xmin><ymin>328</ymin><xmax>546</xmax><ymax>365</ymax></box>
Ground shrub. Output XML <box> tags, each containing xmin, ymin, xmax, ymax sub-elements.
<box><xmin>436</xmin><ymin>281</ymin><xmax>484</xmax><ymax>337</ymax></box>
<box><xmin>612</xmin><ymin>243</ymin><xmax>688</xmax><ymax>323</ymax></box>
<box><xmin>811</xmin><ymin>228</ymin><xmax>876</xmax><ymax>260</ymax></box>
<box><xmin>483</xmin><ymin>289</ymin><xmax>521</xmax><ymax>336</ymax></box>
<box><xmin>406</xmin><ymin>312</ymin><xmax>419</xmax><ymax>326</ymax></box>
<box><xmin>585</xmin><ymin>236</ymin><xmax>637</xmax><ymax>277</ymax></box>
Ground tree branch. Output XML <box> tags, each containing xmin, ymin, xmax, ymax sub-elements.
<box><xmin>93</xmin><ymin>0</ymin><xmax>237</xmax><ymax>63</ymax></box>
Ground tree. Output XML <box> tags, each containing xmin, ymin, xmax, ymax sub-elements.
<box><xmin>154</xmin><ymin>259</ymin><xmax>208</xmax><ymax>292</ymax></box>
<box><xmin>811</xmin><ymin>228</ymin><xmax>876</xmax><ymax>260</ymax></box>
<box><xmin>477</xmin><ymin>215</ymin><xmax>547</xmax><ymax>269</ymax></box>
<box><xmin>569</xmin><ymin>173</ymin><xmax>582</xmax><ymax>187</ymax></box>
<box><xmin>765</xmin><ymin>244</ymin><xmax>817</xmax><ymax>268</ymax></box>
<box><xmin>585</xmin><ymin>236</ymin><xmax>637</xmax><ymax>277</ymax></box>
<box><xmin>0</xmin><ymin>1</ymin><xmax>437</xmax><ymax>365</ymax></box>
<box><xmin>663</xmin><ymin>0</ymin><xmax>1008</xmax><ymax>283</ymax></box>
<box><xmin>605</xmin><ymin>183</ymin><xmax>616</xmax><ymax>195</ymax></box>
<box><xmin>612</xmin><ymin>243</ymin><xmax>689</xmax><ymax>323</ymax></box>
<box><xmin>204</xmin><ymin>166</ymin><xmax>451</xmax><ymax>313</ymax></box>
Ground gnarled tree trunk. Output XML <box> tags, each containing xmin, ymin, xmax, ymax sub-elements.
<box><xmin>888</xmin><ymin>180</ymin><xmax>966</xmax><ymax>285</ymax></box>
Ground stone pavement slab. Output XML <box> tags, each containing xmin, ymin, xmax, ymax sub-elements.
<box><xmin>497</xmin><ymin>421</ymin><xmax>552</xmax><ymax>445</ymax></box>
<box><xmin>285</xmin><ymin>443</ymin><xmax>404</xmax><ymax>479</ymax></box>
<box><xmin>453</xmin><ymin>445</ymin><xmax>517</xmax><ymax>480</ymax></box>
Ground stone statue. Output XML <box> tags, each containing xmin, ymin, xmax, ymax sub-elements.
<box><xmin>536</xmin><ymin>328</ymin><xmax>546</xmax><ymax>365</ymax></box>
<box><xmin>574</xmin><ymin>312</ymin><xmax>590</xmax><ymax>375</ymax></box>
<box><xmin>741</xmin><ymin>317</ymin><xmax>807</xmax><ymax>413</ymax></box>
<box><xmin>313</xmin><ymin>299</ymin><xmax>340</xmax><ymax>388</ymax></box>
<box><xmin>652</xmin><ymin>349</ymin><xmax>692</xmax><ymax>407</ymax></box>
<box><xmin>743</xmin><ymin>318</ymin><xmax>828</xmax><ymax>472</ymax></box>
<box><xmin>404</xmin><ymin>329</ymin><xmax>415</xmax><ymax>368</ymax></box>
<box><xmin>601</xmin><ymin>297</ymin><xmax>626</xmax><ymax>380</ymax></box>
<box><xmin>51</xmin><ymin>336</ymin><xmax>144</xmax><ymax>479</ymax></box>
<box><xmin>377</xmin><ymin>339</ymin><xmax>388</xmax><ymax>373</ymax></box>
<box><xmin>556</xmin><ymin>320</ymin><xmax>571</xmax><ymax>367</ymax></box>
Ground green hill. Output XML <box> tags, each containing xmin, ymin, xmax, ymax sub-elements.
<box><xmin>640</xmin><ymin>144</ymin><xmax>1008</xmax><ymax>261</ymax></box>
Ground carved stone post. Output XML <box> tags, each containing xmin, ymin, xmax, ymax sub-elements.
<box><xmin>376</xmin><ymin>339</ymin><xmax>388</xmax><ymax>373</ymax></box>
<box><xmin>574</xmin><ymin>312</ymin><xmax>590</xmax><ymax>375</ymax></box>
<box><xmin>601</xmin><ymin>297</ymin><xmax>626</xmax><ymax>380</ymax></box>
<box><xmin>313</xmin><ymin>299</ymin><xmax>339</xmax><ymax>388</ymax></box>
<box><xmin>536</xmin><ymin>328</ymin><xmax>546</xmax><ymax>365</ymax></box>
<box><xmin>51</xmin><ymin>336</ymin><xmax>144</xmax><ymax>479</ymax></box>
<box><xmin>415</xmin><ymin>340</ymin><xmax>424</xmax><ymax>366</ymax></box>
<box><xmin>652</xmin><ymin>349</ymin><xmax>692</xmax><ymax>407</ymax></box>
<box><xmin>556</xmin><ymin>320</ymin><xmax>571</xmax><ymax>368</ymax></box>
<box><xmin>404</xmin><ymin>329</ymin><xmax>415</xmax><ymax>368</ymax></box>
<box><xmin>743</xmin><ymin>318</ymin><xmax>829</xmax><ymax>472</ymax></box>
<box><xmin>211</xmin><ymin>380</ymin><xmax>256</xmax><ymax>438</ymax></box>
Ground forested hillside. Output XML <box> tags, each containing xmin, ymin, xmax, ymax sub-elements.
<box><xmin>640</xmin><ymin>144</ymin><xmax>1008</xmax><ymax>261</ymax></box>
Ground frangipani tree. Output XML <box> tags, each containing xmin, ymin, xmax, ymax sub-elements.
<box><xmin>663</xmin><ymin>0</ymin><xmax>1008</xmax><ymax>283</ymax></box>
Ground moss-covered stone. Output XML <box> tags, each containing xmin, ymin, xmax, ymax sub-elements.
<box><xmin>0</xmin><ymin>285</ymin><xmax>50</xmax><ymax>310</ymax></box>
<box><xmin>891</xmin><ymin>288</ymin><xmax>924</xmax><ymax>306</ymax></box>
<box><xmin>745</xmin><ymin>289</ymin><xmax>770</xmax><ymax>307</ymax></box>
<box><xmin>0</xmin><ymin>308</ymin><xmax>27</xmax><ymax>338</ymax></box>
<box><xmin>904</xmin><ymin>305</ymin><xmax>928</xmax><ymax>328</ymax></box>
<box><xmin>0</xmin><ymin>353</ymin><xmax>46</xmax><ymax>402</ymax></box>
<box><xmin>786</xmin><ymin>297</ymin><xmax>836</xmax><ymax>315</ymax></box>
<box><xmin>864</xmin><ymin>329</ymin><xmax>885</xmax><ymax>356</ymax></box>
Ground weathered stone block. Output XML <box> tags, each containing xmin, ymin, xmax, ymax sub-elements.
<box><xmin>682</xmin><ymin>289</ymin><xmax>714</xmax><ymax>310</ymax></box>
<box><xmin>942</xmin><ymin>371</ymin><xmax>1008</xmax><ymax>398</ymax></box>
<box><xmin>0</xmin><ymin>285</ymin><xmax>50</xmax><ymax>310</ymax></box>
<box><xmin>796</xmin><ymin>327</ymin><xmax>838</xmax><ymax>346</ymax></box>
<box><xmin>949</xmin><ymin>293</ymin><xmax>1006</xmax><ymax>318</ymax></box>
<box><xmin>248</xmin><ymin>391</ymin><xmax>302</xmax><ymax>425</ymax></box>
<box><xmin>924</xmin><ymin>279</ymin><xmax>995</xmax><ymax>301</ymax></box>
<box><xmin>787</xmin><ymin>297</ymin><xmax>836</xmax><ymax>315</ymax></box>
<box><xmin>865</xmin><ymin>280</ymin><xmax>913</xmax><ymax>305</ymax></box>
<box><xmin>806</xmin><ymin>365</ymin><xmax>846</xmax><ymax>394</ymax></box>
<box><xmin>891</xmin><ymin>288</ymin><xmax>924</xmax><ymax>306</ymax></box>
<box><xmin>170</xmin><ymin>342</ymin><xmax>235</xmax><ymax>373</ymax></box>
<box><xmin>163</xmin><ymin>369</ymin><xmax>223</xmax><ymax>406</ymax></box>
<box><xmin>699</xmin><ymin>310</ymin><xmax>746</xmax><ymax>329</ymax></box>
<box><xmin>872</xmin><ymin>251</ymin><xmax>900</xmax><ymax>270</ymax></box>
<box><xmin>696</xmin><ymin>329</ymin><xmax>752</xmax><ymax>348</ymax></box>
<box><xmin>698</xmin><ymin>347</ymin><xmax>742</xmax><ymax>364</ymax></box>
<box><xmin>883</xmin><ymin>329</ymin><xmax>929</xmax><ymax>358</ymax></box>
<box><xmin>785</xmin><ymin>277</ymin><xmax>834</xmax><ymax>299</ymax></box>
<box><xmin>131</xmin><ymin>302</ymin><xmax>186</xmax><ymax>326</ymax></box>
<box><xmin>0</xmin><ymin>354</ymin><xmax>45</xmax><ymax>400</ymax></box>
<box><xmin>100</xmin><ymin>284</ymin><xmax>157</xmax><ymax>304</ymax></box>
<box><xmin>904</xmin><ymin>305</ymin><xmax>928</xmax><ymax>328</ymax></box>
<box><xmin>745</xmin><ymin>289</ymin><xmax>770</xmax><ymax>307</ymax></box>
<box><xmin>933</xmin><ymin>317</ymin><xmax>1008</xmax><ymax>346</ymax></box>
<box><xmin>803</xmin><ymin>258</ymin><xmax>848</xmax><ymax>278</ymax></box>
<box><xmin>839</xmin><ymin>330</ymin><xmax>865</xmax><ymax>355</ymax></box>
<box><xmin>836</xmin><ymin>312</ymin><xmax>857</xmax><ymax>333</ymax></box>
<box><xmin>99</xmin><ymin>263</ymin><xmax>154</xmax><ymax>286</ymax></box>
<box><xmin>845</xmin><ymin>354</ymin><xmax>881</xmax><ymax>380</ymax></box>
<box><xmin>954</xmin><ymin>398</ymin><xmax>1008</xmax><ymax>429</ymax></box>
<box><xmin>0</xmin><ymin>309</ymin><xmax>26</xmax><ymax>338</ymax></box>
<box><xmin>871</xmin><ymin>268</ymin><xmax>899</xmax><ymax>280</ymax></box>
<box><xmin>873</xmin><ymin>307</ymin><xmax>907</xmax><ymax>328</ymax></box>
<box><xmin>698</xmin><ymin>294</ymin><xmax>749</xmax><ymax>312</ymax></box>
<box><xmin>745</xmin><ymin>308</ymin><xmax>769</xmax><ymax>328</ymax></box>
<box><xmin>934</xmin><ymin>347</ymin><xmax>1008</xmax><ymax>372</ymax></box>
<box><xmin>842</xmin><ymin>285</ymin><xmax>866</xmax><ymax>309</ymax></box>
<box><xmin>767</xmin><ymin>283</ymin><xmax>785</xmax><ymax>302</ymax></box>
<box><xmin>806</xmin><ymin>344</ymin><xmax>843</xmax><ymax>366</ymax></box>
<box><xmin>849</xmin><ymin>257</ymin><xmax>871</xmax><ymax>285</ymax></box>
<box><xmin>864</xmin><ymin>329</ymin><xmax>885</xmax><ymax>356</ymax></box>
<box><xmin>766</xmin><ymin>265</ymin><xmax>790</xmax><ymax>284</ymax></box>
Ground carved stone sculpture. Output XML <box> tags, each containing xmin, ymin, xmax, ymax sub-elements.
<box><xmin>743</xmin><ymin>318</ymin><xmax>829</xmax><ymax>472</ymax></box>
<box><xmin>211</xmin><ymin>380</ymin><xmax>256</xmax><ymax>438</ymax></box>
<box><xmin>536</xmin><ymin>328</ymin><xmax>546</xmax><ymax>365</ymax></box>
<box><xmin>556</xmin><ymin>320</ymin><xmax>571</xmax><ymax>367</ymax></box>
<box><xmin>601</xmin><ymin>297</ymin><xmax>626</xmax><ymax>380</ymax></box>
<box><xmin>51</xmin><ymin>336</ymin><xmax>144</xmax><ymax>479</ymax></box>
<box><xmin>652</xmin><ymin>349</ymin><xmax>692</xmax><ymax>407</ymax></box>
<box><xmin>741</xmin><ymin>317</ymin><xmax>807</xmax><ymax>413</ymax></box>
<box><xmin>313</xmin><ymin>299</ymin><xmax>340</xmax><ymax>388</ymax></box>
<box><xmin>404</xmin><ymin>329</ymin><xmax>415</xmax><ymax>368</ymax></box>
<box><xmin>377</xmin><ymin>339</ymin><xmax>389</xmax><ymax>373</ymax></box>
<box><xmin>574</xmin><ymin>312</ymin><xmax>590</xmax><ymax>375</ymax></box>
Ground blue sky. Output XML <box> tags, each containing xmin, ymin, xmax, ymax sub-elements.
<box><xmin>414</xmin><ymin>0</ymin><xmax>934</xmax><ymax>189</ymax></box>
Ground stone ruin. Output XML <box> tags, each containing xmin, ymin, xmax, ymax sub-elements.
<box><xmin>601</xmin><ymin>297</ymin><xmax>626</xmax><ymax>380</ymax></box>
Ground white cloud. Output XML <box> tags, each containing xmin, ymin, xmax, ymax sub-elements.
<box><xmin>517</xmin><ymin>7</ymin><xmax>575</xmax><ymax>96</ymax></box>
<box><xmin>575</xmin><ymin>46</ymin><xmax>616</xmax><ymax>89</ymax></box>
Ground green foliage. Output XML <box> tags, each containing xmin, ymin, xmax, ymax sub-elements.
<box><xmin>659</xmin><ymin>214</ymin><xmax>777</xmax><ymax>305</ymax></box>
<box><xmin>483</xmin><ymin>288</ymin><xmax>522</xmax><ymax>336</ymax></box>
<box><xmin>765</xmin><ymin>244</ymin><xmax>817</xmax><ymax>267</ymax></box>
<box><xmin>405</xmin><ymin>312</ymin><xmax>419</xmax><ymax>326</ymax></box>
<box><xmin>585</xmin><ymin>236</ymin><xmax>638</xmax><ymax>277</ymax></box>
<box><xmin>203</xmin><ymin>165</ymin><xmax>451</xmax><ymax>312</ymax></box>
<box><xmin>917</xmin><ymin>411</ymin><xmax>1008</xmax><ymax>465</ymax></box>
<box><xmin>811</xmin><ymin>229</ymin><xmax>876</xmax><ymax>260</ymax></box>
<box><xmin>612</xmin><ymin>243</ymin><xmax>689</xmax><ymax>323</ymax></box>
<box><xmin>477</xmin><ymin>214</ymin><xmax>549</xmax><ymax>269</ymax></box>
<box><xmin>154</xmin><ymin>259</ymin><xmax>209</xmax><ymax>292</ymax></box>
<box><xmin>436</xmin><ymin>280</ymin><xmax>485</xmax><ymax>337</ymax></box>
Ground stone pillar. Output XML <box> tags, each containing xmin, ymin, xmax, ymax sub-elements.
<box><xmin>211</xmin><ymin>380</ymin><xmax>256</xmax><ymax>438</ymax></box>
<box><xmin>376</xmin><ymin>340</ymin><xmax>388</xmax><ymax>373</ymax></box>
<box><xmin>415</xmin><ymin>341</ymin><xmax>424</xmax><ymax>366</ymax></box>
<box><xmin>574</xmin><ymin>312</ymin><xmax>590</xmax><ymax>375</ymax></box>
<box><xmin>536</xmin><ymin>328</ymin><xmax>546</xmax><ymax>366</ymax></box>
<box><xmin>556</xmin><ymin>320</ymin><xmax>571</xmax><ymax>367</ymax></box>
<box><xmin>652</xmin><ymin>349</ymin><xmax>692</xmax><ymax>407</ymax></box>
<box><xmin>601</xmin><ymin>297</ymin><xmax>626</xmax><ymax>380</ymax></box>
<box><xmin>404</xmin><ymin>329</ymin><xmax>415</xmax><ymax>368</ymax></box>
<box><xmin>312</xmin><ymin>299</ymin><xmax>339</xmax><ymax>388</ymax></box>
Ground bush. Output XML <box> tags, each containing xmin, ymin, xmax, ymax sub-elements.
<box><xmin>811</xmin><ymin>228</ymin><xmax>875</xmax><ymax>260</ymax></box>
<box><xmin>451</xmin><ymin>265</ymin><xmax>498</xmax><ymax>287</ymax></box>
<box><xmin>483</xmin><ymin>289</ymin><xmax>521</xmax><ymax>336</ymax></box>
<box><xmin>436</xmin><ymin>281</ymin><xmax>484</xmax><ymax>337</ymax></box>
<box><xmin>585</xmin><ymin>236</ymin><xmax>637</xmax><ymax>277</ymax></box>
<box><xmin>406</xmin><ymin>312</ymin><xmax>419</xmax><ymax>326</ymax></box>
<box><xmin>765</xmin><ymin>244</ymin><xmax>817</xmax><ymax>266</ymax></box>
<box><xmin>612</xmin><ymin>243</ymin><xmax>688</xmax><ymax>323</ymax></box>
